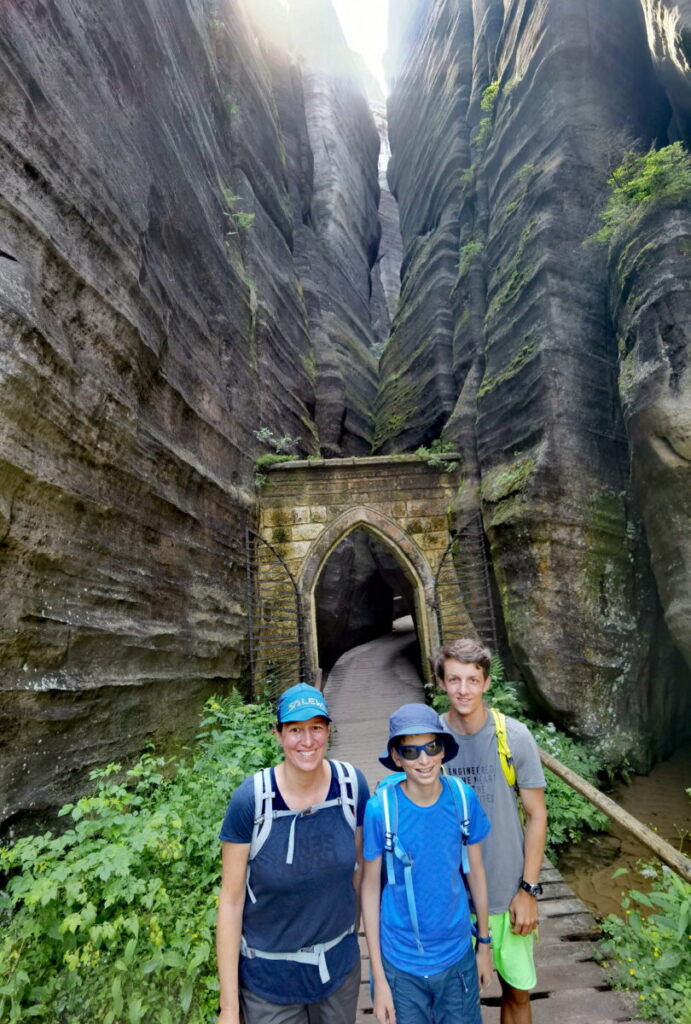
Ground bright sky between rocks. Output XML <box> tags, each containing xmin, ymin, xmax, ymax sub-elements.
<box><xmin>331</xmin><ymin>0</ymin><xmax>389</xmax><ymax>93</ymax></box>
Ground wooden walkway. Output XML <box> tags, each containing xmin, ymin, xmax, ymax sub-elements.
<box><xmin>324</xmin><ymin>624</ymin><xmax>642</xmax><ymax>1024</ymax></box>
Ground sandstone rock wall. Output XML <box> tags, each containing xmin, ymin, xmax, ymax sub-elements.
<box><xmin>0</xmin><ymin>0</ymin><xmax>385</xmax><ymax>830</ymax></box>
<box><xmin>380</xmin><ymin>0</ymin><xmax>691</xmax><ymax>765</ymax></box>
<box><xmin>609</xmin><ymin>200</ymin><xmax>691</xmax><ymax>736</ymax></box>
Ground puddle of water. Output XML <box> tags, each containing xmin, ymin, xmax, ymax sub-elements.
<box><xmin>557</xmin><ymin>750</ymin><xmax>691</xmax><ymax>920</ymax></box>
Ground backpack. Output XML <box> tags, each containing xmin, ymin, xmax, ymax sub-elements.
<box><xmin>246</xmin><ymin>758</ymin><xmax>359</xmax><ymax>903</ymax></box>
<box><xmin>374</xmin><ymin>772</ymin><xmax>472</xmax><ymax>953</ymax></box>
<box><xmin>240</xmin><ymin>759</ymin><xmax>360</xmax><ymax>984</ymax></box>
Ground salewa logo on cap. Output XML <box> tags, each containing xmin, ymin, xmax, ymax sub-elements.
<box><xmin>287</xmin><ymin>696</ymin><xmax>323</xmax><ymax>712</ymax></box>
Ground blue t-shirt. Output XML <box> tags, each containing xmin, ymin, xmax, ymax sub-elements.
<box><xmin>364</xmin><ymin>778</ymin><xmax>490</xmax><ymax>975</ymax></box>
<box><xmin>220</xmin><ymin>761</ymin><xmax>369</xmax><ymax>1004</ymax></box>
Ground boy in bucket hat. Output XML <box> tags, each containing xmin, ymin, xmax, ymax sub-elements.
<box><xmin>361</xmin><ymin>704</ymin><xmax>492</xmax><ymax>1024</ymax></box>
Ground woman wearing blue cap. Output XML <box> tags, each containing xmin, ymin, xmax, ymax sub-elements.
<box><xmin>215</xmin><ymin>683</ymin><xmax>369</xmax><ymax>1024</ymax></box>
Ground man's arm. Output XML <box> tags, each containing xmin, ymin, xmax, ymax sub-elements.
<box><xmin>508</xmin><ymin>786</ymin><xmax>547</xmax><ymax>935</ymax></box>
<box><xmin>361</xmin><ymin>856</ymin><xmax>396</xmax><ymax>1024</ymax></box>
<box><xmin>466</xmin><ymin>842</ymin><xmax>493</xmax><ymax>989</ymax></box>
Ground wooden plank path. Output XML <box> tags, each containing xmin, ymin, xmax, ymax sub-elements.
<box><xmin>324</xmin><ymin>625</ymin><xmax>643</xmax><ymax>1024</ymax></box>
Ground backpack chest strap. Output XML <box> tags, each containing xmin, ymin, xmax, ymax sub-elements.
<box><xmin>240</xmin><ymin>924</ymin><xmax>355</xmax><ymax>983</ymax></box>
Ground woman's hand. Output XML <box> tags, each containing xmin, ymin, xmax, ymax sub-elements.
<box><xmin>216</xmin><ymin>1009</ymin><xmax>240</xmax><ymax>1024</ymax></box>
<box><xmin>373</xmin><ymin>977</ymin><xmax>397</xmax><ymax>1024</ymax></box>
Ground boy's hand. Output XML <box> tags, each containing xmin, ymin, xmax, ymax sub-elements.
<box><xmin>373</xmin><ymin>978</ymin><xmax>397</xmax><ymax>1024</ymax></box>
<box><xmin>509</xmin><ymin>888</ymin><xmax>539</xmax><ymax>935</ymax></box>
<box><xmin>476</xmin><ymin>943</ymin><xmax>493</xmax><ymax>989</ymax></box>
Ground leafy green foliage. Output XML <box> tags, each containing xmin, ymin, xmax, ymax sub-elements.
<box><xmin>598</xmin><ymin>863</ymin><xmax>691</xmax><ymax>1022</ymax></box>
<box><xmin>595</xmin><ymin>142</ymin><xmax>691</xmax><ymax>243</ymax></box>
<box><xmin>255</xmin><ymin>453</ymin><xmax>296</xmax><ymax>468</ymax></box>
<box><xmin>475</xmin><ymin>80</ymin><xmax>500</xmax><ymax>152</ymax></box>
<box><xmin>459</xmin><ymin>164</ymin><xmax>476</xmax><ymax>187</ymax></box>
<box><xmin>253</xmin><ymin>427</ymin><xmax>301</xmax><ymax>455</ymax></box>
<box><xmin>414</xmin><ymin>439</ymin><xmax>458</xmax><ymax>473</ymax></box>
<box><xmin>480</xmin><ymin>80</ymin><xmax>500</xmax><ymax>111</ymax></box>
<box><xmin>431</xmin><ymin>657</ymin><xmax>607</xmax><ymax>855</ymax></box>
<box><xmin>253</xmin><ymin>428</ymin><xmax>302</xmax><ymax>486</ymax></box>
<box><xmin>0</xmin><ymin>698</ymin><xmax>280</xmax><ymax>1023</ymax></box>
<box><xmin>457</xmin><ymin>238</ymin><xmax>483</xmax><ymax>277</ymax></box>
<box><xmin>222</xmin><ymin>187</ymin><xmax>255</xmax><ymax>236</ymax></box>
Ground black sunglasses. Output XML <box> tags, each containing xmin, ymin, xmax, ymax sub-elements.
<box><xmin>396</xmin><ymin>739</ymin><xmax>444</xmax><ymax>761</ymax></box>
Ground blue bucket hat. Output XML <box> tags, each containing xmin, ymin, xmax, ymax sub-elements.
<box><xmin>277</xmin><ymin>683</ymin><xmax>331</xmax><ymax>724</ymax></box>
<box><xmin>379</xmin><ymin>702</ymin><xmax>459</xmax><ymax>770</ymax></box>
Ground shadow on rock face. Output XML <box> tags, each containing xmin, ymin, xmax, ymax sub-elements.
<box><xmin>628</xmin><ymin>401</ymin><xmax>691</xmax><ymax>667</ymax></box>
<box><xmin>611</xmin><ymin>202</ymin><xmax>691</xmax><ymax>683</ymax></box>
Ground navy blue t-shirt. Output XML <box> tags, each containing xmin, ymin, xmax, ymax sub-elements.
<box><xmin>220</xmin><ymin>761</ymin><xmax>369</xmax><ymax>1004</ymax></box>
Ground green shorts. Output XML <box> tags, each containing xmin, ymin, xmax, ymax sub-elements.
<box><xmin>488</xmin><ymin>911</ymin><xmax>537</xmax><ymax>992</ymax></box>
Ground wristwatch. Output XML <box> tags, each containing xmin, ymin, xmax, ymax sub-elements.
<box><xmin>519</xmin><ymin>878</ymin><xmax>543</xmax><ymax>897</ymax></box>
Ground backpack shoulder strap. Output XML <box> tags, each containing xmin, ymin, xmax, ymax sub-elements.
<box><xmin>378</xmin><ymin>782</ymin><xmax>423</xmax><ymax>952</ymax></box>
<box><xmin>379</xmin><ymin>783</ymin><xmax>397</xmax><ymax>886</ymax></box>
<box><xmin>331</xmin><ymin>759</ymin><xmax>358</xmax><ymax>831</ymax></box>
<box><xmin>490</xmin><ymin>707</ymin><xmax>517</xmax><ymax>789</ymax></box>
<box><xmin>250</xmin><ymin>767</ymin><xmax>275</xmax><ymax>860</ymax></box>
<box><xmin>246</xmin><ymin>767</ymin><xmax>275</xmax><ymax>904</ymax></box>
<box><xmin>444</xmin><ymin>775</ymin><xmax>471</xmax><ymax>874</ymax></box>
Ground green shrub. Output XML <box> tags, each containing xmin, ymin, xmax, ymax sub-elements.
<box><xmin>431</xmin><ymin>657</ymin><xmax>608</xmax><ymax>855</ymax></box>
<box><xmin>253</xmin><ymin>427</ymin><xmax>301</xmax><ymax>455</ymax></box>
<box><xmin>457</xmin><ymin>238</ymin><xmax>483</xmax><ymax>277</ymax></box>
<box><xmin>474</xmin><ymin>80</ymin><xmax>500</xmax><ymax>152</ymax></box>
<box><xmin>598</xmin><ymin>863</ymin><xmax>691</xmax><ymax>1022</ymax></box>
<box><xmin>414</xmin><ymin>438</ymin><xmax>458</xmax><ymax>473</ymax></box>
<box><xmin>596</xmin><ymin>142</ymin><xmax>691</xmax><ymax>243</ymax></box>
<box><xmin>0</xmin><ymin>697</ymin><xmax>279</xmax><ymax>1023</ymax></box>
<box><xmin>222</xmin><ymin>187</ymin><xmax>255</xmax><ymax>236</ymax></box>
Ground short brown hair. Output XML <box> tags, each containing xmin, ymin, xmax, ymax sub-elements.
<box><xmin>434</xmin><ymin>639</ymin><xmax>492</xmax><ymax>680</ymax></box>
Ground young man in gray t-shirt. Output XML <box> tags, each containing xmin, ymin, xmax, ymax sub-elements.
<box><xmin>435</xmin><ymin>639</ymin><xmax>547</xmax><ymax>1024</ymax></box>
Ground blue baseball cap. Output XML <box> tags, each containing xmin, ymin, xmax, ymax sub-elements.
<box><xmin>277</xmin><ymin>683</ymin><xmax>331</xmax><ymax>724</ymax></box>
<box><xmin>379</xmin><ymin>702</ymin><xmax>458</xmax><ymax>770</ymax></box>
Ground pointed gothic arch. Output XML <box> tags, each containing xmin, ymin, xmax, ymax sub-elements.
<box><xmin>298</xmin><ymin>505</ymin><xmax>440</xmax><ymax>681</ymax></box>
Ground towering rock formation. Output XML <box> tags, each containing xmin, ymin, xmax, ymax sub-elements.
<box><xmin>379</xmin><ymin>0</ymin><xmax>691</xmax><ymax>765</ymax></box>
<box><xmin>0</xmin><ymin>0</ymin><xmax>384</xmax><ymax>830</ymax></box>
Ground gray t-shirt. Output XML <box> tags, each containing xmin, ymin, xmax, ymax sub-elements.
<box><xmin>441</xmin><ymin>711</ymin><xmax>545</xmax><ymax>915</ymax></box>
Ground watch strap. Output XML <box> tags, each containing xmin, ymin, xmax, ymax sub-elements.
<box><xmin>519</xmin><ymin>878</ymin><xmax>543</xmax><ymax>896</ymax></box>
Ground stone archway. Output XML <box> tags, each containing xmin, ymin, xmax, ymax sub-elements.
<box><xmin>298</xmin><ymin>505</ymin><xmax>439</xmax><ymax>680</ymax></box>
<box><xmin>255</xmin><ymin>454</ymin><xmax>470</xmax><ymax>690</ymax></box>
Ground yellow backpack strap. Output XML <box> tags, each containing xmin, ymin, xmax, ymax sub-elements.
<box><xmin>490</xmin><ymin>708</ymin><xmax>517</xmax><ymax>789</ymax></box>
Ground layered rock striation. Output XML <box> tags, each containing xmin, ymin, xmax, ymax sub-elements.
<box><xmin>0</xmin><ymin>0</ymin><xmax>386</xmax><ymax>830</ymax></box>
<box><xmin>379</xmin><ymin>0</ymin><xmax>691</xmax><ymax>764</ymax></box>
<box><xmin>609</xmin><ymin>198</ymin><xmax>691</xmax><ymax>719</ymax></box>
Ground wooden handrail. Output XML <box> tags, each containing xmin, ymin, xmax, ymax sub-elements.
<box><xmin>538</xmin><ymin>746</ymin><xmax>691</xmax><ymax>885</ymax></box>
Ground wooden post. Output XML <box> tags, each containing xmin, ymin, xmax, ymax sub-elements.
<box><xmin>538</xmin><ymin>746</ymin><xmax>691</xmax><ymax>885</ymax></box>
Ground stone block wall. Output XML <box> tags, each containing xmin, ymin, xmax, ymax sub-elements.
<box><xmin>256</xmin><ymin>455</ymin><xmax>464</xmax><ymax>680</ymax></box>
